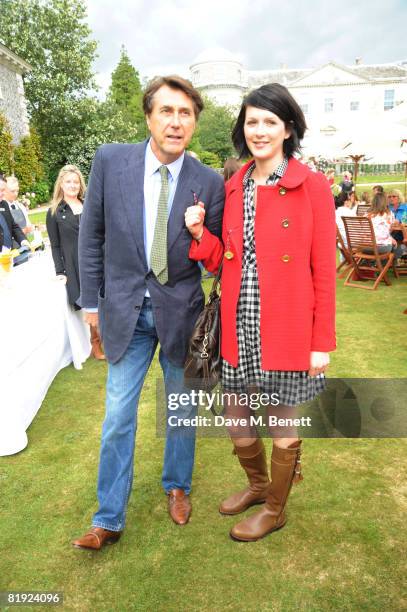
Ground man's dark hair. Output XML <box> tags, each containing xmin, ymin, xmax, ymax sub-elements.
<box><xmin>373</xmin><ymin>185</ymin><xmax>384</xmax><ymax>194</ymax></box>
<box><xmin>143</xmin><ymin>75</ymin><xmax>204</xmax><ymax>119</ymax></box>
<box><xmin>232</xmin><ymin>83</ymin><xmax>307</xmax><ymax>159</ymax></box>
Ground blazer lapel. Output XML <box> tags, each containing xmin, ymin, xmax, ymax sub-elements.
<box><xmin>117</xmin><ymin>141</ymin><xmax>148</xmax><ymax>269</ymax></box>
<box><xmin>167</xmin><ymin>155</ymin><xmax>201</xmax><ymax>253</ymax></box>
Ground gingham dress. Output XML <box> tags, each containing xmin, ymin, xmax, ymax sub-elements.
<box><xmin>221</xmin><ymin>159</ymin><xmax>326</xmax><ymax>406</ymax></box>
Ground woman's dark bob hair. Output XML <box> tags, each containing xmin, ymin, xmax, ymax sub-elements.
<box><xmin>232</xmin><ymin>83</ymin><xmax>307</xmax><ymax>159</ymax></box>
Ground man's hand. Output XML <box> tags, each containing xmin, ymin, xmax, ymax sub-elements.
<box><xmin>308</xmin><ymin>351</ymin><xmax>330</xmax><ymax>377</ymax></box>
<box><xmin>56</xmin><ymin>274</ymin><xmax>67</xmax><ymax>284</ymax></box>
<box><xmin>185</xmin><ymin>201</ymin><xmax>205</xmax><ymax>241</ymax></box>
<box><xmin>84</xmin><ymin>311</ymin><xmax>99</xmax><ymax>329</ymax></box>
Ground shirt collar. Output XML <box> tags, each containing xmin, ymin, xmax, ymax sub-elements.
<box><xmin>243</xmin><ymin>157</ymin><xmax>288</xmax><ymax>186</ymax></box>
<box><xmin>145</xmin><ymin>138</ymin><xmax>185</xmax><ymax>181</ymax></box>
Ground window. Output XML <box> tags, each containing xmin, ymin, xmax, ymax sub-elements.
<box><xmin>324</xmin><ymin>98</ymin><xmax>334</xmax><ymax>112</ymax></box>
<box><xmin>300</xmin><ymin>103</ymin><xmax>309</xmax><ymax>114</ymax></box>
<box><xmin>350</xmin><ymin>101</ymin><xmax>360</xmax><ymax>111</ymax></box>
<box><xmin>384</xmin><ymin>89</ymin><xmax>395</xmax><ymax>110</ymax></box>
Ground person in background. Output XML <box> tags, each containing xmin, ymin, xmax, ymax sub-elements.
<box><xmin>365</xmin><ymin>192</ymin><xmax>396</xmax><ymax>255</ymax></box>
<box><xmin>0</xmin><ymin>175</ymin><xmax>29</xmax><ymax>251</ymax></box>
<box><xmin>339</xmin><ymin>171</ymin><xmax>354</xmax><ymax>196</ymax></box>
<box><xmin>335</xmin><ymin>192</ymin><xmax>357</xmax><ymax>247</ymax></box>
<box><xmin>46</xmin><ymin>165</ymin><xmax>105</xmax><ymax>360</ymax></box>
<box><xmin>325</xmin><ymin>168</ymin><xmax>335</xmax><ymax>187</ymax></box>
<box><xmin>372</xmin><ymin>185</ymin><xmax>384</xmax><ymax>196</ymax></box>
<box><xmin>187</xmin><ymin>83</ymin><xmax>336</xmax><ymax>542</ymax></box>
<box><xmin>223</xmin><ymin>158</ymin><xmax>242</xmax><ymax>182</ymax></box>
<box><xmin>4</xmin><ymin>176</ymin><xmax>33</xmax><ymax>239</ymax></box>
<box><xmin>388</xmin><ymin>188</ymin><xmax>407</xmax><ymax>251</ymax></box>
<box><xmin>360</xmin><ymin>191</ymin><xmax>371</xmax><ymax>206</ymax></box>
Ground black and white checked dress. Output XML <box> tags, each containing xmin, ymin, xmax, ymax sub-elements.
<box><xmin>221</xmin><ymin>159</ymin><xmax>326</xmax><ymax>406</ymax></box>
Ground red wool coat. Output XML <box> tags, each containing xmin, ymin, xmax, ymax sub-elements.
<box><xmin>189</xmin><ymin>157</ymin><xmax>337</xmax><ymax>371</ymax></box>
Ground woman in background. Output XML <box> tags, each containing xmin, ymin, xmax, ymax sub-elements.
<box><xmin>366</xmin><ymin>192</ymin><xmax>396</xmax><ymax>255</ymax></box>
<box><xmin>223</xmin><ymin>158</ymin><xmax>241</xmax><ymax>182</ymax></box>
<box><xmin>46</xmin><ymin>164</ymin><xmax>105</xmax><ymax>360</ymax></box>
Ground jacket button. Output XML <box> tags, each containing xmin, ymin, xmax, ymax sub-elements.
<box><xmin>281</xmin><ymin>254</ymin><xmax>291</xmax><ymax>263</ymax></box>
<box><xmin>282</xmin><ymin>218</ymin><xmax>289</xmax><ymax>228</ymax></box>
<box><xmin>279</xmin><ymin>187</ymin><xmax>287</xmax><ymax>196</ymax></box>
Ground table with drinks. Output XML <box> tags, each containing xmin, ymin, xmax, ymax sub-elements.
<box><xmin>0</xmin><ymin>249</ymin><xmax>91</xmax><ymax>456</ymax></box>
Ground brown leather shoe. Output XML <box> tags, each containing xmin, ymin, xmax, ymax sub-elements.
<box><xmin>168</xmin><ymin>489</ymin><xmax>192</xmax><ymax>525</ymax></box>
<box><xmin>72</xmin><ymin>527</ymin><xmax>121</xmax><ymax>550</ymax></box>
<box><xmin>219</xmin><ymin>439</ymin><xmax>270</xmax><ymax>515</ymax></box>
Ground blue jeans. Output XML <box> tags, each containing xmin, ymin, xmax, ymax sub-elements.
<box><xmin>92</xmin><ymin>298</ymin><xmax>196</xmax><ymax>532</ymax></box>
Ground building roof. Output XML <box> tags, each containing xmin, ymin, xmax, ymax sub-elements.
<box><xmin>0</xmin><ymin>41</ymin><xmax>32</xmax><ymax>73</ymax></box>
<box><xmin>246</xmin><ymin>61</ymin><xmax>407</xmax><ymax>89</ymax></box>
<box><xmin>191</xmin><ymin>47</ymin><xmax>244</xmax><ymax>67</ymax></box>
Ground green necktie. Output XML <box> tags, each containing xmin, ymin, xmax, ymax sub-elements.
<box><xmin>150</xmin><ymin>165</ymin><xmax>169</xmax><ymax>284</ymax></box>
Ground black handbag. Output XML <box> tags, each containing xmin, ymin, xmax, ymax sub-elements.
<box><xmin>184</xmin><ymin>263</ymin><xmax>223</xmax><ymax>392</ymax></box>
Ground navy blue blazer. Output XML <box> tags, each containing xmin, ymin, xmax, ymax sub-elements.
<box><xmin>78</xmin><ymin>140</ymin><xmax>225</xmax><ymax>366</ymax></box>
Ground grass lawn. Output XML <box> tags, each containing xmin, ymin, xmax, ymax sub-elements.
<box><xmin>28</xmin><ymin>210</ymin><xmax>47</xmax><ymax>226</ymax></box>
<box><xmin>1</xmin><ymin>276</ymin><xmax>406</xmax><ymax>611</ymax></box>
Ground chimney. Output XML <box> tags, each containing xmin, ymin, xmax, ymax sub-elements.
<box><xmin>355</xmin><ymin>57</ymin><xmax>362</xmax><ymax>65</ymax></box>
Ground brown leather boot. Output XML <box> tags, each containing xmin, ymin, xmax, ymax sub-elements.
<box><xmin>230</xmin><ymin>439</ymin><xmax>303</xmax><ymax>541</ymax></box>
<box><xmin>219</xmin><ymin>438</ymin><xmax>270</xmax><ymax>515</ymax></box>
<box><xmin>90</xmin><ymin>325</ymin><xmax>106</xmax><ymax>360</ymax></box>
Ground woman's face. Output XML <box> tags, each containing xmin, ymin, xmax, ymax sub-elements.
<box><xmin>61</xmin><ymin>172</ymin><xmax>81</xmax><ymax>199</ymax></box>
<box><xmin>389</xmin><ymin>194</ymin><xmax>400</xmax><ymax>208</ymax></box>
<box><xmin>243</xmin><ymin>106</ymin><xmax>290</xmax><ymax>161</ymax></box>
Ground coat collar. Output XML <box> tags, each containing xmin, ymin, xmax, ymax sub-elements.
<box><xmin>227</xmin><ymin>156</ymin><xmax>310</xmax><ymax>194</ymax></box>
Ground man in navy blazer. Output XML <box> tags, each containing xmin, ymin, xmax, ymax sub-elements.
<box><xmin>73</xmin><ymin>76</ymin><xmax>224</xmax><ymax>550</ymax></box>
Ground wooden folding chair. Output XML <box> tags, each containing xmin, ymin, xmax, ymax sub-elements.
<box><xmin>342</xmin><ymin>216</ymin><xmax>395</xmax><ymax>290</ymax></box>
<box><xmin>336</xmin><ymin>226</ymin><xmax>353</xmax><ymax>278</ymax></box>
<box><xmin>356</xmin><ymin>204</ymin><xmax>371</xmax><ymax>216</ymax></box>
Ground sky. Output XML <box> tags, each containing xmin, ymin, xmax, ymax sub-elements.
<box><xmin>86</xmin><ymin>0</ymin><xmax>407</xmax><ymax>96</ymax></box>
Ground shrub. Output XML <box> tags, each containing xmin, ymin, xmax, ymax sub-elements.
<box><xmin>199</xmin><ymin>150</ymin><xmax>222</xmax><ymax>168</ymax></box>
<box><xmin>13</xmin><ymin>131</ymin><xmax>45</xmax><ymax>193</ymax></box>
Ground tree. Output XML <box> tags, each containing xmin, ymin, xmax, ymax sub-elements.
<box><xmin>0</xmin><ymin>0</ymin><xmax>98</xmax><ymax>171</ymax></box>
<box><xmin>198</xmin><ymin>97</ymin><xmax>235</xmax><ymax>162</ymax></box>
<box><xmin>61</xmin><ymin>98</ymin><xmax>138</xmax><ymax>177</ymax></box>
<box><xmin>109</xmin><ymin>46</ymin><xmax>147</xmax><ymax>141</ymax></box>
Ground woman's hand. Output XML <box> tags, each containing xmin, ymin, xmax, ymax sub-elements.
<box><xmin>308</xmin><ymin>351</ymin><xmax>330</xmax><ymax>377</ymax></box>
<box><xmin>185</xmin><ymin>201</ymin><xmax>205</xmax><ymax>241</ymax></box>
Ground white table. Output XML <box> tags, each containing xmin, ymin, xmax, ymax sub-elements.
<box><xmin>0</xmin><ymin>250</ymin><xmax>91</xmax><ymax>456</ymax></box>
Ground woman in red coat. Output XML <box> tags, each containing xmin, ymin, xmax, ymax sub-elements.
<box><xmin>185</xmin><ymin>83</ymin><xmax>336</xmax><ymax>542</ymax></box>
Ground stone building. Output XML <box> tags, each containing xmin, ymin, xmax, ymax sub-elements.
<box><xmin>0</xmin><ymin>42</ymin><xmax>31</xmax><ymax>144</ymax></box>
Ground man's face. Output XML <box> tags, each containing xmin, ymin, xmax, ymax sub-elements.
<box><xmin>146</xmin><ymin>85</ymin><xmax>196</xmax><ymax>164</ymax></box>
<box><xmin>5</xmin><ymin>181</ymin><xmax>19</xmax><ymax>202</ymax></box>
<box><xmin>0</xmin><ymin>181</ymin><xmax>6</xmax><ymax>201</ymax></box>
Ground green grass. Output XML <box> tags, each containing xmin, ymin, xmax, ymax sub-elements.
<box><xmin>1</xmin><ymin>280</ymin><xmax>406</xmax><ymax>611</ymax></box>
<box><xmin>28</xmin><ymin>210</ymin><xmax>47</xmax><ymax>226</ymax></box>
<box><xmin>353</xmin><ymin>174</ymin><xmax>405</xmax><ymax>184</ymax></box>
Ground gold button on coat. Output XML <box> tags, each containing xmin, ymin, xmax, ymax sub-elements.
<box><xmin>281</xmin><ymin>254</ymin><xmax>291</xmax><ymax>263</ymax></box>
<box><xmin>282</xmin><ymin>218</ymin><xmax>289</xmax><ymax>228</ymax></box>
<box><xmin>279</xmin><ymin>187</ymin><xmax>287</xmax><ymax>196</ymax></box>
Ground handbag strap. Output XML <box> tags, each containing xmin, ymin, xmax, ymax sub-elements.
<box><xmin>208</xmin><ymin>260</ymin><xmax>223</xmax><ymax>300</ymax></box>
